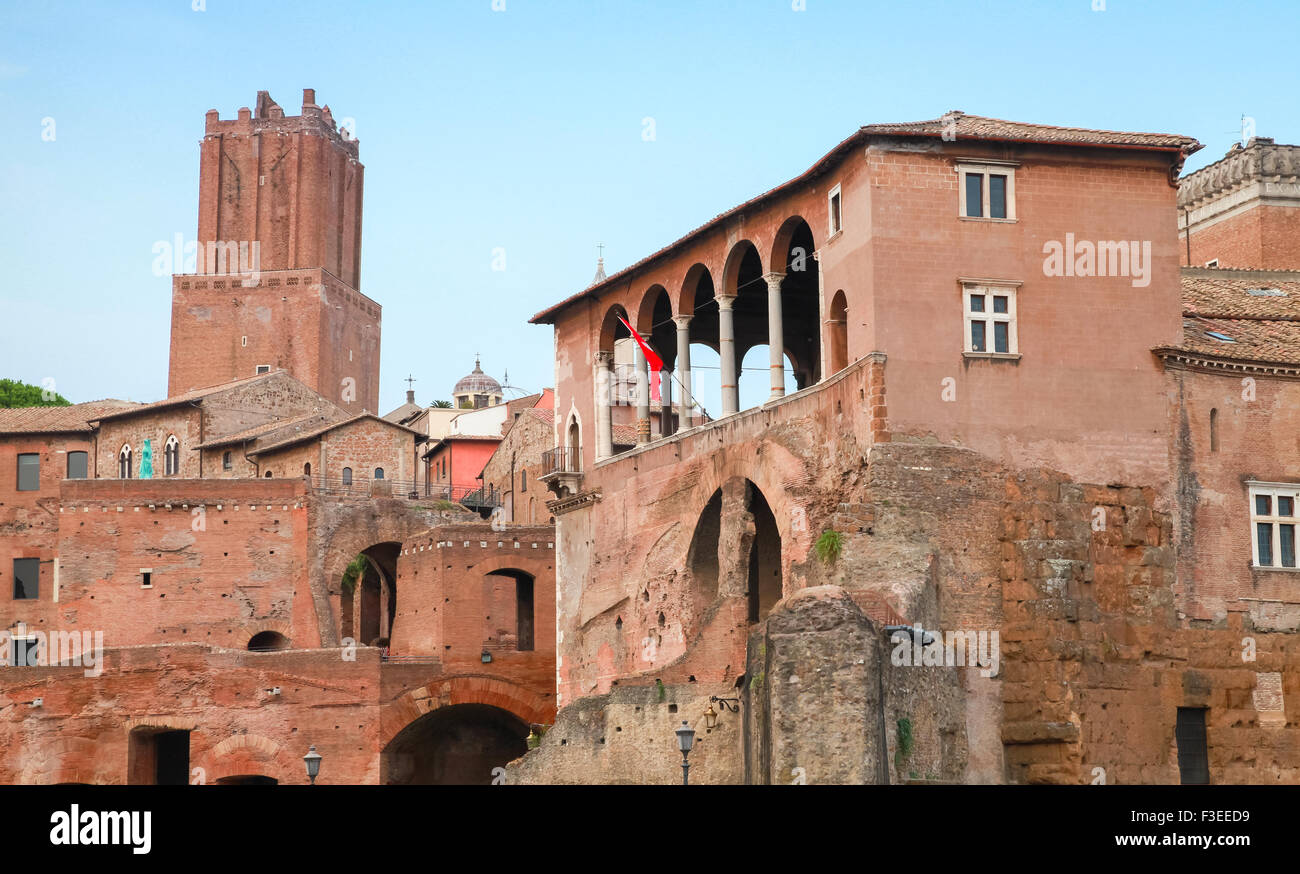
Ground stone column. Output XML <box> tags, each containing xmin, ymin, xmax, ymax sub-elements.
<box><xmin>634</xmin><ymin>344</ymin><xmax>650</xmax><ymax>444</ymax></box>
<box><xmin>594</xmin><ymin>351</ymin><xmax>614</xmax><ymax>460</ymax></box>
<box><xmin>764</xmin><ymin>271</ymin><xmax>786</xmax><ymax>400</ymax></box>
<box><xmin>674</xmin><ymin>315</ymin><xmax>693</xmax><ymax>429</ymax></box>
<box><xmin>658</xmin><ymin>369</ymin><xmax>673</xmax><ymax>438</ymax></box>
<box><xmin>718</xmin><ymin>293</ymin><xmax>739</xmax><ymax>416</ymax></box>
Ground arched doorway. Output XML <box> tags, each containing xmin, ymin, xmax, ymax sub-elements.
<box><xmin>484</xmin><ymin>569</ymin><xmax>535</xmax><ymax>652</ymax></box>
<box><xmin>828</xmin><ymin>289</ymin><xmax>848</xmax><ymax>374</ymax></box>
<box><xmin>341</xmin><ymin>543</ymin><xmax>401</xmax><ymax>647</ymax></box>
<box><xmin>381</xmin><ymin>704</ymin><xmax>530</xmax><ymax>785</ymax></box>
<box><xmin>747</xmin><ymin>487</ymin><xmax>781</xmax><ymax>623</ymax></box>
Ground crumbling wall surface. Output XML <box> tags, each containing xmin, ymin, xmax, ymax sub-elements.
<box><xmin>745</xmin><ymin>586</ymin><xmax>885</xmax><ymax>785</ymax></box>
<box><xmin>0</xmin><ymin>645</ymin><xmax>382</xmax><ymax>785</ymax></box>
<box><xmin>505</xmin><ymin>682</ymin><xmax>742</xmax><ymax>785</ymax></box>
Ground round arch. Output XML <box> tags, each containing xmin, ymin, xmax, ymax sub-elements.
<box><xmin>380</xmin><ymin>675</ymin><xmax>554</xmax><ymax>751</ymax></box>
<box><xmin>597</xmin><ymin>302</ymin><xmax>632</xmax><ymax>352</ymax></box>
<box><xmin>720</xmin><ymin>239</ymin><xmax>765</xmax><ymax>299</ymax></box>
<box><xmin>677</xmin><ymin>262</ymin><xmax>716</xmax><ymax>317</ymax></box>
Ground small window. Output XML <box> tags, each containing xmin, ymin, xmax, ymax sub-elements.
<box><xmin>118</xmin><ymin>445</ymin><xmax>133</xmax><ymax>479</ymax></box>
<box><xmin>1204</xmin><ymin>259</ymin><xmax>1219</xmax><ymax>268</ymax></box>
<box><xmin>241</xmin><ymin>336</ymin><xmax>248</xmax><ymax>347</ymax></box>
<box><xmin>1249</xmin><ymin>483</ymin><xmax>1299</xmax><ymax>569</ymax></box>
<box><xmin>303</xmin><ymin>463</ymin><xmax>311</xmax><ymax>476</ymax></box>
<box><xmin>13</xmin><ymin>557</ymin><xmax>39</xmax><ymax>600</ymax></box>
<box><xmin>342</xmin><ymin>467</ymin><xmax>353</xmax><ymax>486</ymax></box>
<box><xmin>374</xmin><ymin>468</ymin><xmax>384</xmax><ymax>479</ymax></box>
<box><xmin>264</xmin><ymin>470</ymin><xmax>273</xmax><ymax>478</ymax></box>
<box><xmin>1210</xmin><ymin>409</ymin><xmax>1219</xmax><ymax>453</ymax></box>
<box><xmin>141</xmin><ymin>570</ymin><xmax>153</xmax><ymax>589</ymax></box>
<box><xmin>828</xmin><ymin>184</ymin><xmax>843</xmax><ymax>236</ymax></box>
<box><xmin>963</xmin><ymin>283</ymin><xmax>1018</xmax><ymax>356</ymax></box>
<box><xmin>17</xmin><ymin>453</ymin><xmax>39</xmax><ymax>491</ymax></box>
<box><xmin>67</xmin><ymin>451</ymin><xmax>88</xmax><ymax>479</ymax></box>
<box><xmin>256</xmin><ymin>364</ymin><xmax>271</xmax><ymax>375</ymax></box>
<box><xmin>164</xmin><ymin>435</ymin><xmax>180</xmax><ymax>476</ymax></box>
<box><xmin>10</xmin><ymin>636</ymin><xmax>39</xmax><ymax>666</ymax></box>
<box><xmin>957</xmin><ymin>163</ymin><xmax>1016</xmax><ymax>220</ymax></box>
<box><xmin>520</xmin><ymin>469</ymin><xmax>527</xmax><ymax>493</ymax></box>
<box><xmin>222</xmin><ymin>451</ymin><xmax>232</xmax><ymax>471</ymax></box>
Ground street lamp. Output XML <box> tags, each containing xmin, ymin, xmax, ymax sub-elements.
<box><xmin>675</xmin><ymin>720</ymin><xmax>695</xmax><ymax>785</ymax></box>
<box><xmin>303</xmin><ymin>745</ymin><xmax>322</xmax><ymax>785</ymax></box>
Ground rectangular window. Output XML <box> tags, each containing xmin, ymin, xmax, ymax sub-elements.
<box><xmin>66</xmin><ymin>451</ymin><xmax>88</xmax><ymax>479</ymax></box>
<box><xmin>957</xmin><ymin>163</ymin><xmax>1017</xmax><ymax>220</ymax></box>
<box><xmin>828</xmin><ymin>184</ymin><xmax>843</xmax><ymax>236</ymax></box>
<box><xmin>256</xmin><ymin>364</ymin><xmax>271</xmax><ymax>374</ymax></box>
<box><xmin>962</xmin><ymin>283</ymin><xmax>1019</xmax><ymax>356</ymax></box>
<box><xmin>1250</xmin><ymin>484</ymin><xmax>1300</xmax><ymax>568</ymax></box>
<box><xmin>17</xmin><ymin>453</ymin><xmax>39</xmax><ymax>491</ymax></box>
<box><xmin>141</xmin><ymin>570</ymin><xmax>153</xmax><ymax>589</ymax></box>
<box><xmin>10</xmin><ymin>636</ymin><xmax>39</xmax><ymax>667</ymax></box>
<box><xmin>13</xmin><ymin>558</ymin><xmax>39</xmax><ymax>600</ymax></box>
<box><xmin>1175</xmin><ymin>708</ymin><xmax>1209</xmax><ymax>785</ymax></box>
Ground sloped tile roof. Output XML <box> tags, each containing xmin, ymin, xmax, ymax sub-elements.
<box><xmin>1163</xmin><ymin>268</ymin><xmax>1300</xmax><ymax>366</ymax></box>
<box><xmin>90</xmin><ymin>370</ymin><xmax>289</xmax><ymax>423</ymax></box>
<box><xmin>0</xmin><ymin>399</ymin><xmax>139</xmax><ymax>435</ymax></box>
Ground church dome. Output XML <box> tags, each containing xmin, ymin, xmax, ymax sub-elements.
<box><xmin>454</xmin><ymin>358</ymin><xmax>502</xmax><ymax>396</ymax></box>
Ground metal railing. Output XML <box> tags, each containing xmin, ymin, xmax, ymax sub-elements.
<box><xmin>541</xmin><ymin>446</ymin><xmax>582</xmax><ymax>476</ymax></box>
<box><xmin>307</xmin><ymin>476</ymin><xmax>500</xmax><ymax>509</ymax></box>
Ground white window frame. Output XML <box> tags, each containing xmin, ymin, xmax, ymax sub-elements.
<box><xmin>828</xmin><ymin>183</ymin><xmax>843</xmax><ymax>238</ymax></box>
<box><xmin>956</xmin><ymin>161</ymin><xmax>1017</xmax><ymax>221</ymax></box>
<box><xmin>9</xmin><ymin>634</ymin><xmax>40</xmax><ymax>667</ymax></box>
<box><xmin>1248</xmin><ymin>482</ymin><xmax>1300</xmax><ymax>570</ymax></box>
<box><xmin>960</xmin><ymin>279</ymin><xmax>1021</xmax><ymax>358</ymax></box>
<box><xmin>118</xmin><ymin>444</ymin><xmax>132</xmax><ymax>479</ymax></box>
<box><xmin>256</xmin><ymin>364</ymin><xmax>271</xmax><ymax>374</ymax></box>
<box><xmin>140</xmin><ymin>567</ymin><xmax>154</xmax><ymax>589</ymax></box>
<box><xmin>164</xmin><ymin>435</ymin><xmax>179</xmax><ymax>476</ymax></box>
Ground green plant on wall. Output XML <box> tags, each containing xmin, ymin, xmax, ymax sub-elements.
<box><xmin>340</xmin><ymin>554</ymin><xmax>368</xmax><ymax>594</ymax></box>
<box><xmin>895</xmin><ymin>717</ymin><xmax>914</xmax><ymax>770</ymax></box>
<box><xmin>814</xmin><ymin>529</ymin><xmax>843</xmax><ymax>564</ymax></box>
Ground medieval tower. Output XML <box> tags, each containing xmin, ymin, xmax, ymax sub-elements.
<box><xmin>167</xmin><ymin>88</ymin><xmax>379</xmax><ymax>414</ymax></box>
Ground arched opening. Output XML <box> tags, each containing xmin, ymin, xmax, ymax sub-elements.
<box><xmin>343</xmin><ymin>543</ymin><xmax>401</xmax><ymax>647</ymax></box>
<box><xmin>164</xmin><ymin>435</ymin><xmax>180</xmax><ymax>476</ymax></box>
<box><xmin>374</xmin><ymin>467</ymin><xmax>385</xmax><ymax>479</ymax></box>
<box><xmin>118</xmin><ymin>445</ymin><xmax>132</xmax><ymax>479</ymax></box>
<box><xmin>381</xmin><ymin>704</ymin><xmax>529</xmax><ymax>785</ymax></box>
<box><xmin>596</xmin><ymin>305</ymin><xmax>633</xmax><ymax>458</ymax></box>
<box><xmin>303</xmin><ymin>462</ymin><xmax>311</xmax><ymax>476</ymax></box>
<box><xmin>1210</xmin><ymin>408</ymin><xmax>1219</xmax><ymax>452</ymax></box>
<box><xmin>565</xmin><ymin>415</ymin><xmax>581</xmax><ymax>472</ymax></box>
<box><xmin>828</xmin><ymin>289</ymin><xmax>848</xmax><ymax>374</ymax></box>
<box><xmin>247</xmin><ymin>631</ymin><xmax>290</xmax><ymax>652</ymax></box>
<box><xmin>721</xmin><ymin>241</ymin><xmax>768</xmax><ymax>413</ymax></box>
<box><xmin>747</xmin><ymin>487</ymin><xmax>781</xmax><ymax>623</ymax></box>
<box><xmin>738</xmin><ymin>346</ymin><xmax>797</xmax><ymax>411</ymax></box>
<box><xmin>342</xmin><ymin>467</ymin><xmax>353</xmax><ymax>487</ymax></box>
<box><xmin>483</xmin><ymin>569</ymin><xmax>535</xmax><ymax>652</ymax></box>
<box><xmin>635</xmin><ymin>284</ymin><xmax>678</xmax><ymax>438</ymax></box>
<box><xmin>264</xmin><ymin>470</ymin><xmax>273</xmax><ymax>478</ymax></box>
<box><xmin>686</xmin><ymin>489</ymin><xmax>723</xmax><ymax>635</ymax></box>
<box><xmin>680</xmin><ymin>264</ymin><xmax>718</xmax><ymax>424</ymax></box>
<box><xmin>770</xmin><ymin>217</ymin><xmax>822</xmax><ymax>389</ymax></box>
<box><xmin>215</xmin><ymin>775</ymin><xmax>278</xmax><ymax>786</ymax></box>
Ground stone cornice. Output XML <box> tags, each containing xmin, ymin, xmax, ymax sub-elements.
<box><xmin>546</xmin><ymin>489</ymin><xmax>601</xmax><ymax>516</ymax></box>
<box><xmin>1178</xmin><ymin>141</ymin><xmax>1300</xmax><ymax>208</ymax></box>
<box><xmin>1153</xmin><ymin>347</ymin><xmax>1300</xmax><ymax>379</ymax></box>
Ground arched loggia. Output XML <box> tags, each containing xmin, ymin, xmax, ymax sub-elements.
<box><xmin>633</xmin><ymin>285</ymin><xmax>678</xmax><ymax>440</ymax></box>
<box><xmin>594</xmin><ymin>305</ymin><xmax>632</xmax><ymax>461</ymax></box>
<box><xmin>770</xmin><ymin>216</ymin><xmax>822</xmax><ymax>391</ymax></box>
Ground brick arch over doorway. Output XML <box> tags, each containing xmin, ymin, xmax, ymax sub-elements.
<box><xmin>379</xmin><ymin>675</ymin><xmax>554</xmax><ymax>751</ymax></box>
<box><xmin>312</xmin><ymin>500</ymin><xmax>467</xmax><ymax>645</ymax></box>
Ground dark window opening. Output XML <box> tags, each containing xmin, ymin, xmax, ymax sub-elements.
<box><xmin>342</xmin><ymin>467</ymin><xmax>353</xmax><ymax>486</ymax></box>
<box><xmin>129</xmin><ymin>729</ymin><xmax>191</xmax><ymax>786</ymax></box>
<box><xmin>222</xmin><ymin>451</ymin><xmax>232</xmax><ymax>471</ymax></box>
<box><xmin>10</xmin><ymin>636</ymin><xmax>39</xmax><ymax>666</ymax></box>
<box><xmin>13</xmin><ymin>557</ymin><xmax>39</xmax><ymax>600</ymax></box>
<box><xmin>989</xmin><ymin>174</ymin><xmax>1007</xmax><ymax>218</ymax></box>
<box><xmin>965</xmin><ymin>173</ymin><xmax>983</xmax><ymax>217</ymax></box>
<box><xmin>1210</xmin><ymin>408</ymin><xmax>1219</xmax><ymax>452</ymax></box>
<box><xmin>374</xmin><ymin>468</ymin><xmax>384</xmax><ymax>480</ymax></box>
<box><xmin>248</xmin><ymin>631</ymin><xmax>290</xmax><ymax>652</ymax></box>
<box><xmin>1175</xmin><ymin>707</ymin><xmax>1209</xmax><ymax>784</ymax></box>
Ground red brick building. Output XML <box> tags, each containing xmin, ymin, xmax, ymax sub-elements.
<box><xmin>167</xmin><ymin>90</ymin><xmax>379</xmax><ymax>415</ymax></box>
<box><xmin>508</xmin><ymin>114</ymin><xmax>1300</xmax><ymax>785</ymax></box>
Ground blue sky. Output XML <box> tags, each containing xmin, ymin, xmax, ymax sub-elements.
<box><xmin>0</xmin><ymin>0</ymin><xmax>1292</xmax><ymax>414</ymax></box>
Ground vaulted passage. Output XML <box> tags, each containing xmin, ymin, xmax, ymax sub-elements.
<box><xmin>381</xmin><ymin>704</ymin><xmax>529</xmax><ymax>785</ymax></box>
<box><xmin>342</xmin><ymin>542</ymin><xmax>401</xmax><ymax>647</ymax></box>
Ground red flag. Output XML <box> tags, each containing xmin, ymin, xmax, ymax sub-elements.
<box><xmin>617</xmin><ymin>316</ymin><xmax>663</xmax><ymax>402</ymax></box>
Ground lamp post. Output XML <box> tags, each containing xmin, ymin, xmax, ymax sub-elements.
<box><xmin>675</xmin><ymin>720</ymin><xmax>695</xmax><ymax>785</ymax></box>
<box><xmin>303</xmin><ymin>745</ymin><xmax>322</xmax><ymax>786</ymax></box>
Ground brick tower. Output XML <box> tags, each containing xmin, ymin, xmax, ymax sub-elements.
<box><xmin>167</xmin><ymin>89</ymin><xmax>379</xmax><ymax>414</ymax></box>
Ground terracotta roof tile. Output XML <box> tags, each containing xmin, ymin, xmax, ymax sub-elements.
<box><xmin>90</xmin><ymin>370</ymin><xmax>289</xmax><ymax>423</ymax></box>
<box><xmin>0</xmin><ymin>400</ymin><xmax>139</xmax><ymax>435</ymax></box>
<box><xmin>532</xmin><ymin>113</ymin><xmax>1199</xmax><ymax>324</ymax></box>
<box><xmin>1165</xmin><ymin>268</ymin><xmax>1300</xmax><ymax>366</ymax></box>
